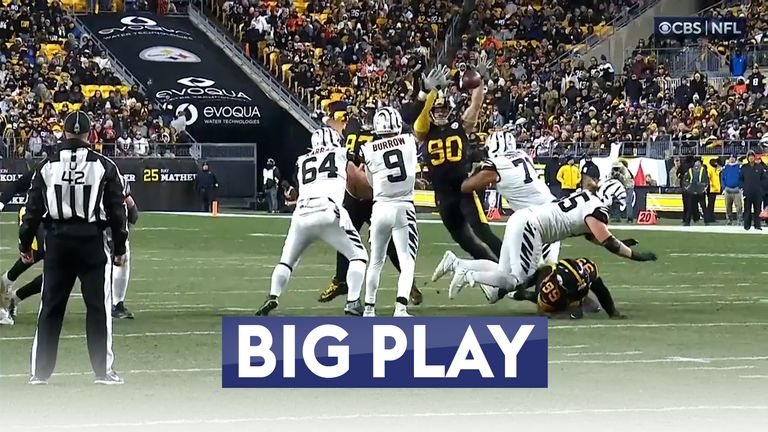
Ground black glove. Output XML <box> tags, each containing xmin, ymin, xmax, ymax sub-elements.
<box><xmin>630</xmin><ymin>250</ymin><xmax>657</xmax><ymax>262</ymax></box>
<box><xmin>621</xmin><ymin>238</ymin><xmax>639</xmax><ymax>247</ymax></box>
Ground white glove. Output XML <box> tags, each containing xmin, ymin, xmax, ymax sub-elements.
<box><xmin>422</xmin><ymin>65</ymin><xmax>451</xmax><ymax>92</ymax></box>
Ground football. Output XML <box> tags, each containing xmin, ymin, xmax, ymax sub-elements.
<box><xmin>462</xmin><ymin>69</ymin><xmax>483</xmax><ymax>90</ymax></box>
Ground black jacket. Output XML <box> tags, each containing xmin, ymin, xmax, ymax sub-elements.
<box><xmin>740</xmin><ymin>162</ymin><xmax>767</xmax><ymax>195</ymax></box>
<box><xmin>581</xmin><ymin>161</ymin><xmax>600</xmax><ymax>180</ymax></box>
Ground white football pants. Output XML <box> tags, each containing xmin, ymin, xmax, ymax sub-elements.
<box><xmin>365</xmin><ymin>201</ymin><xmax>418</xmax><ymax>306</ymax></box>
<box><xmin>271</xmin><ymin>200</ymin><xmax>367</xmax><ymax>301</ymax></box>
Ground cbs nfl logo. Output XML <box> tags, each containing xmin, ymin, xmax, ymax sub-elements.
<box><xmin>222</xmin><ymin>317</ymin><xmax>548</xmax><ymax>388</ymax></box>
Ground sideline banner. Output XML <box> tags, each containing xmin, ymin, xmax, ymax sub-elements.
<box><xmin>0</xmin><ymin>159</ymin><xmax>200</xmax><ymax>212</ymax></box>
<box><xmin>79</xmin><ymin>13</ymin><xmax>308</xmax><ymax>151</ymax></box>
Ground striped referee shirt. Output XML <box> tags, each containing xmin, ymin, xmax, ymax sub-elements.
<box><xmin>19</xmin><ymin>139</ymin><xmax>128</xmax><ymax>255</ymax></box>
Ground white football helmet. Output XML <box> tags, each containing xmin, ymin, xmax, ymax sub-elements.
<box><xmin>310</xmin><ymin>127</ymin><xmax>342</xmax><ymax>149</ymax></box>
<box><xmin>373</xmin><ymin>107</ymin><xmax>403</xmax><ymax>135</ymax></box>
<box><xmin>485</xmin><ymin>129</ymin><xmax>517</xmax><ymax>158</ymax></box>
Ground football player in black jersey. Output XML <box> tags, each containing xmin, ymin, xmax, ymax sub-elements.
<box><xmin>414</xmin><ymin>62</ymin><xmax>503</xmax><ymax>262</ymax></box>
<box><xmin>319</xmin><ymin>101</ymin><xmax>423</xmax><ymax>305</ymax></box>
<box><xmin>512</xmin><ymin>257</ymin><xmax>626</xmax><ymax>319</ymax></box>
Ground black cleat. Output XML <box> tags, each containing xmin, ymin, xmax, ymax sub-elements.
<box><xmin>409</xmin><ymin>285</ymin><xmax>423</xmax><ymax>306</ymax></box>
<box><xmin>318</xmin><ymin>279</ymin><xmax>347</xmax><ymax>303</ymax></box>
<box><xmin>256</xmin><ymin>297</ymin><xmax>279</xmax><ymax>316</ymax></box>
<box><xmin>112</xmin><ymin>302</ymin><xmax>135</xmax><ymax>319</ymax></box>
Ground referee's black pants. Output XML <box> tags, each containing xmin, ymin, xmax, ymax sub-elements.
<box><xmin>435</xmin><ymin>190</ymin><xmax>502</xmax><ymax>262</ymax></box>
<box><xmin>335</xmin><ymin>191</ymin><xmax>401</xmax><ymax>282</ymax></box>
<box><xmin>32</xmin><ymin>233</ymin><xmax>115</xmax><ymax>380</ymax></box>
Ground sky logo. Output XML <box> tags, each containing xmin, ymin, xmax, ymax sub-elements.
<box><xmin>222</xmin><ymin>317</ymin><xmax>548</xmax><ymax>388</ymax></box>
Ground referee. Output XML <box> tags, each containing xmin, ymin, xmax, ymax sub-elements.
<box><xmin>19</xmin><ymin>111</ymin><xmax>128</xmax><ymax>385</ymax></box>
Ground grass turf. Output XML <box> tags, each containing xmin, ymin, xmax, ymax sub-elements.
<box><xmin>0</xmin><ymin>213</ymin><xmax>767</xmax><ymax>431</ymax></box>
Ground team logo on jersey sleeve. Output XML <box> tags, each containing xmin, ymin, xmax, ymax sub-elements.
<box><xmin>451</xmin><ymin>122</ymin><xmax>459</xmax><ymax>129</ymax></box>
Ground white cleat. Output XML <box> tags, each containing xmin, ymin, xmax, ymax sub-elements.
<box><xmin>363</xmin><ymin>305</ymin><xmax>376</xmax><ymax>317</ymax></box>
<box><xmin>478</xmin><ymin>282</ymin><xmax>504</xmax><ymax>304</ymax></box>
<box><xmin>448</xmin><ymin>267</ymin><xmax>472</xmax><ymax>299</ymax></box>
<box><xmin>393</xmin><ymin>304</ymin><xmax>412</xmax><ymax>317</ymax></box>
<box><xmin>0</xmin><ymin>272</ymin><xmax>14</xmax><ymax>308</ymax></box>
<box><xmin>0</xmin><ymin>308</ymin><xmax>13</xmax><ymax>326</ymax></box>
<box><xmin>431</xmin><ymin>251</ymin><xmax>457</xmax><ymax>282</ymax></box>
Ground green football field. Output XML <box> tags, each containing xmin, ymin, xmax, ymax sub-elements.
<box><xmin>1</xmin><ymin>212</ymin><xmax>767</xmax><ymax>432</ymax></box>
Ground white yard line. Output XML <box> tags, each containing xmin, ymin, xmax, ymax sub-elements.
<box><xmin>150</xmin><ymin>212</ymin><xmax>768</xmax><ymax>235</ymax></box>
<box><xmin>740</xmin><ymin>375</ymin><xmax>768</xmax><ymax>379</ymax></box>
<box><xmin>3</xmin><ymin>323</ymin><xmax>767</xmax><ymax>342</ymax></box>
<box><xmin>564</xmin><ymin>351</ymin><xmax>643</xmax><ymax>357</ymax></box>
<box><xmin>679</xmin><ymin>366</ymin><xmax>755</xmax><ymax>371</ymax></box>
<box><xmin>9</xmin><ymin>405</ymin><xmax>768</xmax><ymax>430</ymax></box>
<box><xmin>0</xmin><ymin>367</ymin><xmax>218</xmax><ymax>379</ymax></box>
<box><xmin>551</xmin><ymin>356</ymin><xmax>768</xmax><ymax>365</ymax></box>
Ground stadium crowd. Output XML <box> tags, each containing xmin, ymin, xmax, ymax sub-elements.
<box><xmin>212</xmin><ymin>0</ymin><xmax>768</xmax><ymax>160</ymax></box>
<box><xmin>0</xmin><ymin>1</ymin><xmax>190</xmax><ymax>159</ymax></box>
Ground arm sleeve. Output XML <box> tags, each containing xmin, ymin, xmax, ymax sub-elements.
<box><xmin>589</xmin><ymin>277</ymin><xmax>618</xmax><ymax>317</ymax></box>
<box><xmin>19</xmin><ymin>164</ymin><xmax>47</xmax><ymax>251</ymax></box>
<box><xmin>414</xmin><ymin>90</ymin><xmax>437</xmax><ymax>136</ymax></box>
<box><xmin>103</xmin><ymin>160</ymin><xmax>129</xmax><ymax>256</ymax></box>
<box><xmin>1</xmin><ymin>170</ymin><xmax>34</xmax><ymax>208</ymax></box>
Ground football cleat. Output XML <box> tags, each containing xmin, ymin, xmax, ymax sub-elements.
<box><xmin>432</xmin><ymin>251</ymin><xmax>457</xmax><ymax>282</ymax></box>
<box><xmin>409</xmin><ymin>285</ymin><xmax>423</xmax><ymax>305</ymax></box>
<box><xmin>448</xmin><ymin>267</ymin><xmax>471</xmax><ymax>299</ymax></box>
<box><xmin>478</xmin><ymin>281</ymin><xmax>504</xmax><ymax>304</ymax></box>
<box><xmin>318</xmin><ymin>279</ymin><xmax>347</xmax><ymax>303</ymax></box>
<box><xmin>28</xmin><ymin>376</ymin><xmax>48</xmax><ymax>385</ymax></box>
<box><xmin>0</xmin><ymin>272</ymin><xmax>13</xmax><ymax>308</ymax></box>
<box><xmin>94</xmin><ymin>371</ymin><xmax>124</xmax><ymax>385</ymax></box>
<box><xmin>344</xmin><ymin>299</ymin><xmax>364</xmax><ymax>316</ymax></box>
<box><xmin>363</xmin><ymin>305</ymin><xmax>376</xmax><ymax>317</ymax></box>
<box><xmin>112</xmin><ymin>302</ymin><xmax>135</xmax><ymax>320</ymax></box>
<box><xmin>393</xmin><ymin>304</ymin><xmax>412</xmax><ymax>317</ymax></box>
<box><xmin>0</xmin><ymin>308</ymin><xmax>14</xmax><ymax>326</ymax></box>
<box><xmin>256</xmin><ymin>297</ymin><xmax>279</xmax><ymax>316</ymax></box>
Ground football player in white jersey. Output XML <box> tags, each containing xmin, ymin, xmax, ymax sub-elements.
<box><xmin>432</xmin><ymin>128</ymin><xmax>561</xmax><ymax>292</ymax></box>
<box><xmin>257</xmin><ymin>127</ymin><xmax>369</xmax><ymax>316</ymax></box>
<box><xmin>359</xmin><ymin>107</ymin><xmax>419</xmax><ymax>317</ymax></box>
<box><xmin>436</xmin><ymin>175</ymin><xmax>657</xmax><ymax>302</ymax></box>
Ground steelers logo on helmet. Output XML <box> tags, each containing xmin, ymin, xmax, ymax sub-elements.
<box><xmin>430</xmin><ymin>90</ymin><xmax>452</xmax><ymax>126</ymax></box>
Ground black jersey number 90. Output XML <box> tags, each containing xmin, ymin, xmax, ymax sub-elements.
<box><xmin>301</xmin><ymin>152</ymin><xmax>338</xmax><ymax>184</ymax></box>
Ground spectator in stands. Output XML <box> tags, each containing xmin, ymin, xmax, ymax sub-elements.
<box><xmin>556</xmin><ymin>155</ymin><xmax>580</xmax><ymax>197</ymax></box>
<box><xmin>721</xmin><ymin>153</ymin><xmax>742</xmax><ymax>225</ymax></box>
<box><xmin>748</xmin><ymin>65</ymin><xmax>765</xmax><ymax>95</ymax></box>
<box><xmin>729</xmin><ymin>48</ymin><xmax>746</xmax><ymax>77</ymax></box>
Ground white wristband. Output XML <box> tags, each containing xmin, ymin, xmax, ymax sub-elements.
<box><xmin>418</xmin><ymin>91</ymin><xmax>428</xmax><ymax>101</ymax></box>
